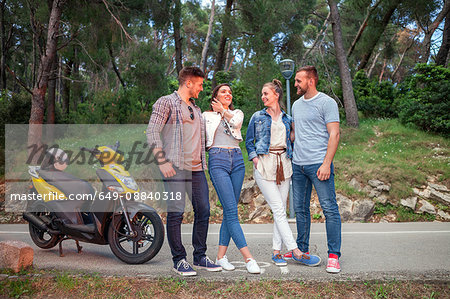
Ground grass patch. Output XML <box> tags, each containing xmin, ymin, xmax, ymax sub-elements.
<box><xmin>336</xmin><ymin>118</ymin><xmax>449</xmax><ymax>201</ymax></box>
<box><xmin>373</xmin><ymin>202</ymin><xmax>437</xmax><ymax>222</ymax></box>
<box><xmin>0</xmin><ymin>270</ymin><xmax>449</xmax><ymax>298</ymax></box>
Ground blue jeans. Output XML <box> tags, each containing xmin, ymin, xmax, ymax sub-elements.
<box><xmin>164</xmin><ymin>168</ymin><xmax>210</xmax><ymax>266</ymax></box>
<box><xmin>292</xmin><ymin>163</ymin><xmax>341</xmax><ymax>257</ymax></box>
<box><xmin>208</xmin><ymin>148</ymin><xmax>247</xmax><ymax>249</ymax></box>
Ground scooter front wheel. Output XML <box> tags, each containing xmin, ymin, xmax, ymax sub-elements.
<box><xmin>108</xmin><ymin>210</ymin><xmax>164</xmax><ymax>264</ymax></box>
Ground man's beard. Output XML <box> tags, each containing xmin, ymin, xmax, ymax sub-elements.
<box><xmin>297</xmin><ymin>87</ymin><xmax>307</xmax><ymax>96</ymax></box>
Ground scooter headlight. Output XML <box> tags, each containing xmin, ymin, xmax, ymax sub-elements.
<box><xmin>115</xmin><ymin>173</ymin><xmax>138</xmax><ymax>191</ymax></box>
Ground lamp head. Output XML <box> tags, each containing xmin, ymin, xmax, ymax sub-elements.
<box><xmin>279</xmin><ymin>59</ymin><xmax>295</xmax><ymax>80</ymax></box>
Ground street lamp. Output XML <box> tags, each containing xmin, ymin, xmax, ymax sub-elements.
<box><xmin>279</xmin><ymin>59</ymin><xmax>295</xmax><ymax>219</ymax></box>
<box><xmin>279</xmin><ymin>59</ymin><xmax>295</xmax><ymax>115</ymax></box>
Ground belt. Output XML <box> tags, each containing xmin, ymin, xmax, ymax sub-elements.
<box><xmin>269</xmin><ymin>148</ymin><xmax>286</xmax><ymax>185</ymax></box>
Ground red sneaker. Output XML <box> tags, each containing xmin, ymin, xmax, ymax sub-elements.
<box><xmin>283</xmin><ymin>251</ymin><xmax>293</xmax><ymax>260</ymax></box>
<box><xmin>326</xmin><ymin>258</ymin><xmax>341</xmax><ymax>273</ymax></box>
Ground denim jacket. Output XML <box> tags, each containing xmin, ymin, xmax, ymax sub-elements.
<box><xmin>245</xmin><ymin>108</ymin><xmax>293</xmax><ymax>161</ymax></box>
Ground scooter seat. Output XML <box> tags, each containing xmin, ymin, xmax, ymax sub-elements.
<box><xmin>38</xmin><ymin>169</ymin><xmax>96</xmax><ymax>201</ymax></box>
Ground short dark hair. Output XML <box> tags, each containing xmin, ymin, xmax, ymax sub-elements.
<box><xmin>178</xmin><ymin>66</ymin><xmax>205</xmax><ymax>85</ymax></box>
<box><xmin>297</xmin><ymin>66</ymin><xmax>318</xmax><ymax>85</ymax></box>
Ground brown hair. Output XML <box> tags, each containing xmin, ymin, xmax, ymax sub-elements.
<box><xmin>178</xmin><ymin>66</ymin><xmax>205</xmax><ymax>85</ymax></box>
<box><xmin>209</xmin><ymin>83</ymin><xmax>234</xmax><ymax>111</ymax></box>
<box><xmin>263</xmin><ymin>79</ymin><xmax>285</xmax><ymax>110</ymax></box>
<box><xmin>296</xmin><ymin>65</ymin><xmax>318</xmax><ymax>85</ymax></box>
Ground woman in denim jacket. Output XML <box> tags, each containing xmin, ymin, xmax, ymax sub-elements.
<box><xmin>246</xmin><ymin>79</ymin><xmax>319</xmax><ymax>267</ymax></box>
<box><xmin>203</xmin><ymin>83</ymin><xmax>260</xmax><ymax>274</ymax></box>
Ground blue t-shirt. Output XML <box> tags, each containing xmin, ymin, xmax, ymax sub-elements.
<box><xmin>292</xmin><ymin>92</ymin><xmax>339</xmax><ymax>166</ymax></box>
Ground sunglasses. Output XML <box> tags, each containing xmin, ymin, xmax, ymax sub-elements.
<box><xmin>188</xmin><ymin>105</ymin><xmax>195</xmax><ymax>120</ymax></box>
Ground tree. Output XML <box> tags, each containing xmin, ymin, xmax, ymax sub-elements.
<box><xmin>418</xmin><ymin>0</ymin><xmax>450</xmax><ymax>63</ymax></box>
<box><xmin>200</xmin><ymin>0</ymin><xmax>215</xmax><ymax>73</ymax></box>
<box><xmin>436</xmin><ymin>9</ymin><xmax>450</xmax><ymax>66</ymax></box>
<box><xmin>357</xmin><ymin>0</ymin><xmax>402</xmax><ymax>71</ymax></box>
<box><xmin>328</xmin><ymin>0</ymin><xmax>359</xmax><ymax>127</ymax></box>
<box><xmin>28</xmin><ymin>0</ymin><xmax>65</xmax><ymax>162</ymax></box>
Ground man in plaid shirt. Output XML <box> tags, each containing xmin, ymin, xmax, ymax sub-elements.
<box><xmin>147</xmin><ymin>66</ymin><xmax>222</xmax><ymax>276</ymax></box>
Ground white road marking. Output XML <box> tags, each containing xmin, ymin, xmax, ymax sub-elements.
<box><xmin>1</xmin><ymin>230</ymin><xmax>450</xmax><ymax>235</ymax></box>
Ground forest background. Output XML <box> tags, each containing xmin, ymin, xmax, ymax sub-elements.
<box><xmin>0</xmin><ymin>0</ymin><xmax>448</xmax><ymax>208</ymax></box>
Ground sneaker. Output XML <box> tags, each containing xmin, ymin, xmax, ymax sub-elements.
<box><xmin>173</xmin><ymin>259</ymin><xmax>197</xmax><ymax>276</ymax></box>
<box><xmin>284</xmin><ymin>251</ymin><xmax>310</xmax><ymax>260</ymax></box>
<box><xmin>326</xmin><ymin>258</ymin><xmax>341</xmax><ymax>273</ymax></box>
<box><xmin>194</xmin><ymin>256</ymin><xmax>222</xmax><ymax>272</ymax></box>
<box><xmin>272</xmin><ymin>253</ymin><xmax>287</xmax><ymax>266</ymax></box>
<box><xmin>246</xmin><ymin>258</ymin><xmax>261</xmax><ymax>274</ymax></box>
<box><xmin>216</xmin><ymin>255</ymin><xmax>235</xmax><ymax>271</ymax></box>
<box><xmin>292</xmin><ymin>252</ymin><xmax>321</xmax><ymax>267</ymax></box>
<box><xmin>283</xmin><ymin>251</ymin><xmax>293</xmax><ymax>260</ymax></box>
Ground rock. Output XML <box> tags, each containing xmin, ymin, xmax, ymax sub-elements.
<box><xmin>254</xmin><ymin>194</ymin><xmax>266</xmax><ymax>207</ymax></box>
<box><xmin>400</xmin><ymin>197</ymin><xmax>417</xmax><ymax>210</ymax></box>
<box><xmin>352</xmin><ymin>200</ymin><xmax>375</xmax><ymax>221</ymax></box>
<box><xmin>374</xmin><ymin>194</ymin><xmax>389</xmax><ymax>205</ymax></box>
<box><xmin>240</xmin><ymin>180</ymin><xmax>259</xmax><ymax>204</ymax></box>
<box><xmin>368</xmin><ymin>179</ymin><xmax>384</xmax><ymax>188</ymax></box>
<box><xmin>417</xmin><ymin>199</ymin><xmax>436</xmax><ymax>215</ymax></box>
<box><xmin>336</xmin><ymin>194</ymin><xmax>353</xmax><ymax>221</ymax></box>
<box><xmin>248</xmin><ymin>206</ymin><xmax>267</xmax><ymax>220</ymax></box>
<box><xmin>437</xmin><ymin>210</ymin><xmax>450</xmax><ymax>220</ymax></box>
<box><xmin>413</xmin><ymin>187</ymin><xmax>431</xmax><ymax>199</ymax></box>
<box><xmin>429</xmin><ymin>189</ymin><xmax>450</xmax><ymax>205</ymax></box>
<box><xmin>362</xmin><ymin>186</ymin><xmax>373</xmax><ymax>194</ymax></box>
<box><xmin>0</xmin><ymin>241</ymin><xmax>34</xmax><ymax>273</ymax></box>
<box><xmin>349</xmin><ymin>178</ymin><xmax>362</xmax><ymax>192</ymax></box>
<box><xmin>429</xmin><ymin>183</ymin><xmax>449</xmax><ymax>192</ymax></box>
<box><xmin>368</xmin><ymin>190</ymin><xmax>381</xmax><ymax>198</ymax></box>
<box><xmin>376</xmin><ymin>184</ymin><xmax>391</xmax><ymax>192</ymax></box>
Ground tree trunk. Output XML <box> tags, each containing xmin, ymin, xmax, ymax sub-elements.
<box><xmin>357</xmin><ymin>0</ymin><xmax>401</xmax><ymax>71</ymax></box>
<box><xmin>173</xmin><ymin>0</ymin><xmax>183</xmax><ymax>75</ymax></box>
<box><xmin>212</xmin><ymin>0</ymin><xmax>233</xmax><ymax>88</ymax></box>
<box><xmin>301</xmin><ymin>12</ymin><xmax>330</xmax><ymax>64</ymax></box>
<box><xmin>328</xmin><ymin>0</ymin><xmax>359</xmax><ymax>127</ymax></box>
<box><xmin>347</xmin><ymin>0</ymin><xmax>382</xmax><ymax>58</ymax></box>
<box><xmin>200</xmin><ymin>0</ymin><xmax>215</xmax><ymax>73</ymax></box>
<box><xmin>367</xmin><ymin>51</ymin><xmax>381</xmax><ymax>78</ymax></box>
<box><xmin>435</xmin><ymin>9</ymin><xmax>450</xmax><ymax>66</ymax></box>
<box><xmin>62</xmin><ymin>59</ymin><xmax>72</xmax><ymax>115</ymax></box>
<box><xmin>0</xmin><ymin>0</ymin><xmax>7</xmax><ymax>90</ymax></box>
<box><xmin>46</xmin><ymin>54</ymin><xmax>57</xmax><ymax>125</ymax></box>
<box><xmin>378</xmin><ymin>58</ymin><xmax>387</xmax><ymax>83</ymax></box>
<box><xmin>392</xmin><ymin>34</ymin><xmax>417</xmax><ymax>81</ymax></box>
<box><xmin>108</xmin><ymin>44</ymin><xmax>125</xmax><ymax>89</ymax></box>
<box><xmin>28</xmin><ymin>0</ymin><xmax>65</xmax><ymax>163</ymax></box>
<box><xmin>419</xmin><ymin>0</ymin><xmax>450</xmax><ymax>64</ymax></box>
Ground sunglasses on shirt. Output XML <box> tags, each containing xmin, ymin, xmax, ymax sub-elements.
<box><xmin>188</xmin><ymin>105</ymin><xmax>195</xmax><ymax>120</ymax></box>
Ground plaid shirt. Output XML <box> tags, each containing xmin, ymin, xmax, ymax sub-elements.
<box><xmin>146</xmin><ymin>91</ymin><xmax>207</xmax><ymax>170</ymax></box>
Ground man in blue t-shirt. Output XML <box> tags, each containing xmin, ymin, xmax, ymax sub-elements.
<box><xmin>290</xmin><ymin>66</ymin><xmax>342</xmax><ymax>274</ymax></box>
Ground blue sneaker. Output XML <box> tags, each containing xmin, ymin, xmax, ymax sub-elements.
<box><xmin>173</xmin><ymin>259</ymin><xmax>197</xmax><ymax>276</ymax></box>
<box><xmin>293</xmin><ymin>252</ymin><xmax>321</xmax><ymax>267</ymax></box>
<box><xmin>272</xmin><ymin>253</ymin><xmax>287</xmax><ymax>266</ymax></box>
<box><xmin>194</xmin><ymin>256</ymin><xmax>222</xmax><ymax>272</ymax></box>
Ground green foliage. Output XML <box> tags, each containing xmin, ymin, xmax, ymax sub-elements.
<box><xmin>397</xmin><ymin>64</ymin><xmax>450</xmax><ymax>136</ymax></box>
<box><xmin>353</xmin><ymin>70</ymin><xmax>399</xmax><ymax>118</ymax></box>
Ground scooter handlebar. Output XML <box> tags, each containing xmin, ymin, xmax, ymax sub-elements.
<box><xmin>80</xmin><ymin>146</ymin><xmax>101</xmax><ymax>155</ymax></box>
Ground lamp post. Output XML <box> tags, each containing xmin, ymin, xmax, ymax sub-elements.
<box><xmin>279</xmin><ymin>59</ymin><xmax>295</xmax><ymax>219</ymax></box>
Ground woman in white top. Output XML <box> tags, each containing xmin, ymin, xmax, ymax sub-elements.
<box><xmin>246</xmin><ymin>79</ymin><xmax>320</xmax><ymax>267</ymax></box>
<box><xmin>203</xmin><ymin>83</ymin><xmax>260</xmax><ymax>274</ymax></box>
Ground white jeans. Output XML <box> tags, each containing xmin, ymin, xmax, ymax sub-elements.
<box><xmin>254</xmin><ymin>169</ymin><xmax>297</xmax><ymax>251</ymax></box>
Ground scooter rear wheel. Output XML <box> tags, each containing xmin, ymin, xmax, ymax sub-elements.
<box><xmin>28</xmin><ymin>204</ymin><xmax>59</xmax><ymax>249</ymax></box>
<box><xmin>108</xmin><ymin>210</ymin><xmax>164</xmax><ymax>264</ymax></box>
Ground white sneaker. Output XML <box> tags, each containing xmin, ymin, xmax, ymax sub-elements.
<box><xmin>245</xmin><ymin>258</ymin><xmax>261</xmax><ymax>274</ymax></box>
<box><xmin>216</xmin><ymin>255</ymin><xmax>235</xmax><ymax>271</ymax></box>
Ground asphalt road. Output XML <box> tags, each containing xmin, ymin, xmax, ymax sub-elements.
<box><xmin>1</xmin><ymin>222</ymin><xmax>449</xmax><ymax>281</ymax></box>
